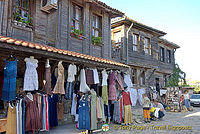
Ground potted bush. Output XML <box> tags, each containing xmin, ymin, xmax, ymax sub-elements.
<box><xmin>92</xmin><ymin>36</ymin><xmax>102</xmax><ymax>46</ymax></box>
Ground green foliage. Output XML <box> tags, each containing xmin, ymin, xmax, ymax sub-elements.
<box><xmin>13</xmin><ymin>6</ymin><xmax>33</xmax><ymax>26</ymax></box>
<box><xmin>71</xmin><ymin>26</ymin><xmax>85</xmax><ymax>40</ymax></box>
<box><xmin>166</xmin><ymin>63</ymin><xmax>186</xmax><ymax>87</ymax></box>
<box><xmin>92</xmin><ymin>36</ymin><xmax>102</xmax><ymax>46</ymax></box>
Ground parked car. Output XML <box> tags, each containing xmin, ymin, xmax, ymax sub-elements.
<box><xmin>190</xmin><ymin>94</ymin><xmax>200</xmax><ymax>106</ymax></box>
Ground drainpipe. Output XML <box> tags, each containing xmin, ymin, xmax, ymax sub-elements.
<box><xmin>126</xmin><ymin>23</ymin><xmax>134</xmax><ymax>64</ymax></box>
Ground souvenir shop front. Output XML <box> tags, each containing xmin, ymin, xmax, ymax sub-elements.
<box><xmin>0</xmin><ymin>36</ymin><xmax>141</xmax><ymax>133</ymax></box>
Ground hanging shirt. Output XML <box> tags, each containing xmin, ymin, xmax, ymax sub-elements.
<box><xmin>124</xmin><ymin>74</ymin><xmax>133</xmax><ymax>88</ymax></box>
<box><xmin>67</xmin><ymin>64</ymin><xmax>77</xmax><ymax>82</ymax></box>
<box><xmin>101</xmin><ymin>70</ymin><xmax>108</xmax><ymax>86</ymax></box>
<box><xmin>93</xmin><ymin>69</ymin><xmax>100</xmax><ymax>84</ymax></box>
<box><xmin>122</xmin><ymin>91</ymin><xmax>132</xmax><ymax>106</ymax></box>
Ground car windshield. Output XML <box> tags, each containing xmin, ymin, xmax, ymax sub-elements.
<box><xmin>190</xmin><ymin>95</ymin><xmax>200</xmax><ymax>99</ymax></box>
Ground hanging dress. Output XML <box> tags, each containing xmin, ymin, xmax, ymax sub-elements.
<box><xmin>53</xmin><ymin>63</ymin><xmax>65</xmax><ymax>94</ymax></box>
<box><xmin>79</xmin><ymin>69</ymin><xmax>90</xmax><ymax>93</ymax></box>
<box><xmin>108</xmin><ymin>72</ymin><xmax>117</xmax><ymax>101</ymax></box>
<box><xmin>23</xmin><ymin>60</ymin><xmax>38</xmax><ymax>91</ymax></box>
<box><xmin>1</xmin><ymin>60</ymin><xmax>17</xmax><ymax>101</ymax></box>
<box><xmin>25</xmin><ymin>95</ymin><xmax>40</xmax><ymax>134</ymax></box>
<box><xmin>6</xmin><ymin>104</ymin><xmax>17</xmax><ymax>134</ymax></box>
<box><xmin>44</xmin><ymin>66</ymin><xmax>52</xmax><ymax>95</ymax></box>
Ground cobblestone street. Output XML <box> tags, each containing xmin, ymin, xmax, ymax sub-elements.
<box><xmin>50</xmin><ymin>107</ymin><xmax>200</xmax><ymax>134</ymax></box>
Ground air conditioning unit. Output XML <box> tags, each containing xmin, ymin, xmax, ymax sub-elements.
<box><xmin>41</xmin><ymin>0</ymin><xmax>58</xmax><ymax>13</ymax></box>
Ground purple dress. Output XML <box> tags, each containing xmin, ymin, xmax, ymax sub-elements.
<box><xmin>108</xmin><ymin>72</ymin><xmax>117</xmax><ymax>101</ymax></box>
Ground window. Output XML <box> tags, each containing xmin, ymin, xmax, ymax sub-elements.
<box><xmin>72</xmin><ymin>4</ymin><xmax>83</xmax><ymax>30</ymax></box>
<box><xmin>92</xmin><ymin>14</ymin><xmax>102</xmax><ymax>37</ymax></box>
<box><xmin>167</xmin><ymin>49</ymin><xmax>171</xmax><ymax>63</ymax></box>
<box><xmin>132</xmin><ymin>34</ymin><xmax>139</xmax><ymax>51</ymax></box>
<box><xmin>132</xmin><ymin>68</ymin><xmax>137</xmax><ymax>84</ymax></box>
<box><xmin>113</xmin><ymin>31</ymin><xmax>121</xmax><ymax>48</ymax></box>
<box><xmin>144</xmin><ymin>38</ymin><xmax>151</xmax><ymax>54</ymax></box>
<box><xmin>13</xmin><ymin>0</ymin><xmax>31</xmax><ymax>22</ymax></box>
<box><xmin>160</xmin><ymin>47</ymin><xmax>165</xmax><ymax>62</ymax></box>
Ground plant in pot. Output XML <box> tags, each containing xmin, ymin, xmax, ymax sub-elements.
<box><xmin>71</xmin><ymin>26</ymin><xmax>85</xmax><ymax>40</ymax></box>
<box><xmin>92</xmin><ymin>36</ymin><xmax>102</xmax><ymax>46</ymax></box>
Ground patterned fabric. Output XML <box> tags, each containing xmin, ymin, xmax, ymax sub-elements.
<box><xmin>1</xmin><ymin>60</ymin><xmax>17</xmax><ymax>101</ymax></box>
<box><xmin>53</xmin><ymin>62</ymin><xmax>65</xmax><ymax>94</ymax></box>
<box><xmin>44</xmin><ymin>66</ymin><xmax>52</xmax><ymax>95</ymax></box>
<box><xmin>57</xmin><ymin>101</ymin><xmax>64</xmax><ymax>120</ymax></box>
<box><xmin>122</xmin><ymin>91</ymin><xmax>132</xmax><ymax>106</ymax></box>
<box><xmin>108</xmin><ymin>72</ymin><xmax>117</xmax><ymax>101</ymax></box>
<box><xmin>116</xmin><ymin>73</ymin><xmax>124</xmax><ymax>90</ymax></box>
<box><xmin>23</xmin><ymin>60</ymin><xmax>38</xmax><ymax>91</ymax></box>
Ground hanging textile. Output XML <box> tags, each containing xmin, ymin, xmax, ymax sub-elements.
<box><xmin>22</xmin><ymin>98</ymin><xmax>26</xmax><ymax>134</ymax></box>
<box><xmin>90</xmin><ymin>90</ymin><xmax>97</xmax><ymax>130</ymax></box>
<box><xmin>48</xmin><ymin>94</ymin><xmax>59</xmax><ymax>127</ymax></box>
<box><xmin>124</xmin><ymin>74</ymin><xmax>133</xmax><ymax>88</ymax></box>
<box><xmin>138</xmin><ymin>88</ymin><xmax>146</xmax><ymax>105</ymax></box>
<box><xmin>78</xmin><ymin>95</ymin><xmax>90</xmax><ymax>130</ymax></box>
<box><xmin>102</xmin><ymin>70</ymin><xmax>109</xmax><ymax>105</ymax></box>
<box><xmin>99</xmin><ymin>97</ymin><xmax>106</xmax><ymax>122</ymax></box>
<box><xmin>93</xmin><ymin>69</ymin><xmax>100</xmax><ymax>84</ymax></box>
<box><xmin>113</xmin><ymin>100</ymin><xmax>122</xmax><ymax>124</ymax></box>
<box><xmin>53</xmin><ymin>62</ymin><xmax>65</xmax><ymax>94</ymax></box>
<box><xmin>44</xmin><ymin>66</ymin><xmax>52</xmax><ymax>95</ymax></box>
<box><xmin>80</xmin><ymin>69</ymin><xmax>90</xmax><ymax>93</ymax></box>
<box><xmin>6</xmin><ymin>104</ymin><xmax>17</xmax><ymax>134</ymax></box>
<box><xmin>67</xmin><ymin>64</ymin><xmax>77</xmax><ymax>83</ymax></box>
<box><xmin>23</xmin><ymin>58</ymin><xmax>38</xmax><ymax>91</ymax></box>
<box><xmin>128</xmin><ymin>88</ymin><xmax>138</xmax><ymax>106</ymax></box>
<box><xmin>108</xmin><ymin>72</ymin><xmax>117</xmax><ymax>101</ymax></box>
<box><xmin>16</xmin><ymin>99</ymin><xmax>23</xmax><ymax>134</ymax></box>
<box><xmin>0</xmin><ymin>70</ymin><xmax>4</xmax><ymax>99</ymax></box>
<box><xmin>42</xmin><ymin>94</ymin><xmax>49</xmax><ymax>131</ymax></box>
<box><xmin>1</xmin><ymin>60</ymin><xmax>17</xmax><ymax>101</ymax></box>
<box><xmin>25</xmin><ymin>94</ymin><xmax>41</xmax><ymax>134</ymax></box>
<box><xmin>122</xmin><ymin>91</ymin><xmax>132</xmax><ymax>124</ymax></box>
<box><xmin>71</xmin><ymin>93</ymin><xmax>77</xmax><ymax>116</ymax></box>
<box><xmin>86</xmin><ymin>69</ymin><xmax>94</xmax><ymax>85</ymax></box>
<box><xmin>116</xmin><ymin>73</ymin><xmax>124</xmax><ymax>90</ymax></box>
<box><xmin>65</xmin><ymin>64</ymin><xmax>77</xmax><ymax>99</ymax></box>
<box><xmin>57</xmin><ymin>101</ymin><xmax>64</xmax><ymax>120</ymax></box>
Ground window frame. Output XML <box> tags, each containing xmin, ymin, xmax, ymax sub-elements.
<box><xmin>132</xmin><ymin>33</ymin><xmax>139</xmax><ymax>52</ymax></box>
<box><xmin>166</xmin><ymin>49</ymin><xmax>171</xmax><ymax>63</ymax></box>
<box><xmin>160</xmin><ymin>47</ymin><xmax>165</xmax><ymax>62</ymax></box>
<box><xmin>92</xmin><ymin>13</ymin><xmax>102</xmax><ymax>37</ymax></box>
<box><xmin>144</xmin><ymin>37</ymin><xmax>151</xmax><ymax>55</ymax></box>
<box><xmin>140</xmin><ymin>71</ymin><xmax>145</xmax><ymax>85</ymax></box>
<box><xmin>71</xmin><ymin>3</ymin><xmax>83</xmax><ymax>31</ymax></box>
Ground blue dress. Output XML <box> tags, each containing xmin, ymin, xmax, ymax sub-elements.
<box><xmin>48</xmin><ymin>94</ymin><xmax>59</xmax><ymax>127</ymax></box>
<box><xmin>78</xmin><ymin>95</ymin><xmax>90</xmax><ymax>130</ymax></box>
<box><xmin>1</xmin><ymin>60</ymin><xmax>17</xmax><ymax>101</ymax></box>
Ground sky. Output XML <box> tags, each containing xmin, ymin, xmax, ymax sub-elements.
<box><xmin>101</xmin><ymin>0</ymin><xmax>200</xmax><ymax>81</ymax></box>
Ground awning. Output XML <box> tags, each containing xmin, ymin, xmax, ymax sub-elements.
<box><xmin>0</xmin><ymin>36</ymin><xmax>129</xmax><ymax>69</ymax></box>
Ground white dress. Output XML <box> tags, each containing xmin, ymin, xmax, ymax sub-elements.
<box><xmin>23</xmin><ymin>60</ymin><xmax>38</xmax><ymax>91</ymax></box>
<box><xmin>79</xmin><ymin>69</ymin><xmax>90</xmax><ymax>93</ymax></box>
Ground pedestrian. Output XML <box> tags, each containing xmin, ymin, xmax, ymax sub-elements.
<box><xmin>142</xmin><ymin>93</ymin><xmax>151</xmax><ymax>123</ymax></box>
<box><xmin>154</xmin><ymin>100</ymin><xmax>165</xmax><ymax>119</ymax></box>
<box><xmin>184</xmin><ymin>90</ymin><xmax>191</xmax><ymax>110</ymax></box>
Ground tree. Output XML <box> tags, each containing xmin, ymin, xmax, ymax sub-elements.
<box><xmin>166</xmin><ymin>63</ymin><xmax>186</xmax><ymax>87</ymax></box>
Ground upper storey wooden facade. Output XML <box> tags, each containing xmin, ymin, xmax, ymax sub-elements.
<box><xmin>0</xmin><ymin>0</ymin><xmax>123</xmax><ymax>60</ymax></box>
<box><xmin>111</xmin><ymin>16</ymin><xmax>180</xmax><ymax>75</ymax></box>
